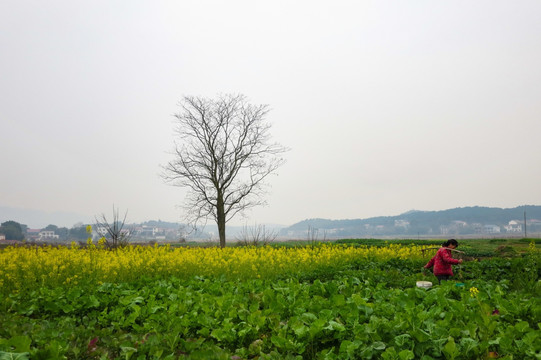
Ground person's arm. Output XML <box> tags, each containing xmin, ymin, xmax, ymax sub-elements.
<box><xmin>424</xmin><ymin>256</ymin><xmax>435</xmax><ymax>269</ymax></box>
<box><xmin>440</xmin><ymin>249</ymin><xmax>461</xmax><ymax>265</ymax></box>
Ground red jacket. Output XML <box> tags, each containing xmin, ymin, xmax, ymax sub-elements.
<box><xmin>424</xmin><ymin>247</ymin><xmax>460</xmax><ymax>276</ymax></box>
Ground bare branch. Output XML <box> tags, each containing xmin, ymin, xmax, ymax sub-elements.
<box><xmin>235</xmin><ymin>223</ymin><xmax>278</xmax><ymax>246</ymax></box>
<box><xmin>94</xmin><ymin>206</ymin><xmax>132</xmax><ymax>249</ymax></box>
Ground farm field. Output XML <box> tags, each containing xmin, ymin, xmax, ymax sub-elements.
<box><xmin>1</xmin><ymin>241</ymin><xmax>540</xmax><ymax>359</ymax></box>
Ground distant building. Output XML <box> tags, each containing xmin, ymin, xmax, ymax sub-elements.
<box><xmin>394</xmin><ymin>220</ymin><xmax>410</xmax><ymax>228</ymax></box>
<box><xmin>440</xmin><ymin>220</ymin><xmax>468</xmax><ymax>235</ymax></box>
<box><xmin>484</xmin><ymin>225</ymin><xmax>501</xmax><ymax>234</ymax></box>
<box><xmin>134</xmin><ymin>226</ymin><xmax>160</xmax><ymax>238</ymax></box>
<box><xmin>26</xmin><ymin>229</ymin><xmax>41</xmax><ymax>241</ymax></box>
<box><xmin>39</xmin><ymin>230</ymin><xmax>59</xmax><ymax>240</ymax></box>
<box><xmin>472</xmin><ymin>223</ymin><xmax>483</xmax><ymax>234</ymax></box>
<box><xmin>95</xmin><ymin>226</ymin><xmax>108</xmax><ymax>236</ymax></box>
<box><xmin>440</xmin><ymin>225</ymin><xmax>451</xmax><ymax>235</ymax></box>
<box><xmin>504</xmin><ymin>220</ymin><xmax>522</xmax><ymax>233</ymax></box>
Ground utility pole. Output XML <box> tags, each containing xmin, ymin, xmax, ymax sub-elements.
<box><xmin>524</xmin><ymin>211</ymin><xmax>528</xmax><ymax>238</ymax></box>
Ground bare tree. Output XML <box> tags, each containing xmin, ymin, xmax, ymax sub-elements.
<box><xmin>94</xmin><ymin>206</ymin><xmax>132</xmax><ymax>249</ymax></box>
<box><xmin>236</xmin><ymin>224</ymin><xmax>278</xmax><ymax>246</ymax></box>
<box><xmin>162</xmin><ymin>94</ymin><xmax>288</xmax><ymax>248</ymax></box>
<box><xmin>307</xmin><ymin>225</ymin><xmax>319</xmax><ymax>245</ymax></box>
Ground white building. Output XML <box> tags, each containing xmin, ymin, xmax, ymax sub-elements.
<box><xmin>484</xmin><ymin>225</ymin><xmax>501</xmax><ymax>234</ymax></box>
<box><xmin>394</xmin><ymin>220</ymin><xmax>410</xmax><ymax>228</ymax></box>
<box><xmin>39</xmin><ymin>230</ymin><xmax>59</xmax><ymax>240</ymax></box>
<box><xmin>504</xmin><ymin>220</ymin><xmax>522</xmax><ymax>233</ymax></box>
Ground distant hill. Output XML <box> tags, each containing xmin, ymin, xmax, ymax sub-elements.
<box><xmin>3</xmin><ymin>204</ymin><xmax>541</xmax><ymax>240</ymax></box>
<box><xmin>280</xmin><ymin>205</ymin><xmax>541</xmax><ymax>239</ymax></box>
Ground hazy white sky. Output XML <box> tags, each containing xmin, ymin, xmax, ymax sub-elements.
<box><xmin>1</xmin><ymin>0</ymin><xmax>540</xmax><ymax>228</ymax></box>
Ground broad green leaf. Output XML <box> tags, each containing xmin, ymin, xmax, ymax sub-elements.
<box><xmin>6</xmin><ymin>337</ymin><xmax>31</xmax><ymax>353</ymax></box>
<box><xmin>120</xmin><ymin>346</ymin><xmax>137</xmax><ymax>357</ymax></box>
<box><xmin>301</xmin><ymin>312</ymin><xmax>317</xmax><ymax>322</ymax></box>
<box><xmin>522</xmin><ymin>331</ymin><xmax>538</xmax><ymax>346</ymax></box>
<box><xmin>87</xmin><ymin>295</ymin><xmax>100</xmax><ymax>308</ymax></box>
<box><xmin>0</xmin><ymin>352</ymin><xmax>30</xmax><ymax>360</ymax></box>
<box><xmin>351</xmin><ymin>294</ymin><xmax>365</xmax><ymax>306</ymax></box>
<box><xmin>270</xmin><ymin>335</ymin><xmax>287</xmax><ymax>349</ymax></box>
<box><xmin>65</xmin><ymin>289</ymin><xmax>81</xmax><ymax>302</ymax></box>
<box><xmin>449</xmin><ymin>328</ymin><xmax>461</xmax><ymax>337</ymax></box>
<box><xmin>61</xmin><ymin>304</ymin><xmax>74</xmax><ymax>314</ymax></box>
<box><xmin>381</xmin><ymin>346</ymin><xmax>398</xmax><ymax>360</ymax></box>
<box><xmin>330</xmin><ymin>294</ymin><xmax>345</xmax><ymax>307</ymax></box>
<box><xmin>398</xmin><ymin>349</ymin><xmax>415</xmax><ymax>360</ymax></box>
<box><xmin>325</xmin><ymin>321</ymin><xmax>346</xmax><ymax>332</ymax></box>
<box><xmin>338</xmin><ymin>340</ymin><xmax>353</xmax><ymax>355</ymax></box>
<box><xmin>394</xmin><ymin>334</ymin><xmax>411</xmax><ymax>347</ymax></box>
<box><xmin>442</xmin><ymin>337</ymin><xmax>458</xmax><ymax>360</ymax></box>
<box><xmin>309</xmin><ymin>319</ymin><xmax>326</xmax><ymax>338</ymax></box>
<box><xmin>459</xmin><ymin>337</ymin><xmax>478</xmax><ymax>355</ymax></box>
<box><xmin>411</xmin><ymin>329</ymin><xmax>430</xmax><ymax>342</ymax></box>
<box><xmin>515</xmin><ymin>321</ymin><xmax>530</xmax><ymax>333</ymax></box>
<box><xmin>291</xmin><ymin>322</ymin><xmax>309</xmax><ymax>338</ymax></box>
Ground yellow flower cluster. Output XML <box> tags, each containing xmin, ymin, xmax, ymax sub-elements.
<box><xmin>528</xmin><ymin>240</ymin><xmax>538</xmax><ymax>254</ymax></box>
<box><xmin>469</xmin><ymin>286</ymin><xmax>480</xmax><ymax>297</ymax></box>
<box><xmin>0</xmin><ymin>243</ymin><xmax>429</xmax><ymax>295</ymax></box>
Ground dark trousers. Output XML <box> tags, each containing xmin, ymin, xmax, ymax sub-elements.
<box><xmin>436</xmin><ymin>275</ymin><xmax>451</xmax><ymax>284</ymax></box>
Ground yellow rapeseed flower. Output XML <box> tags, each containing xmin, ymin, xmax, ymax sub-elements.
<box><xmin>0</xmin><ymin>243</ymin><xmax>432</xmax><ymax>295</ymax></box>
<box><xmin>469</xmin><ymin>287</ymin><xmax>479</xmax><ymax>297</ymax></box>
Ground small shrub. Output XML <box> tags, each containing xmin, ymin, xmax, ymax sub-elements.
<box><xmin>495</xmin><ymin>245</ymin><xmax>517</xmax><ymax>257</ymax></box>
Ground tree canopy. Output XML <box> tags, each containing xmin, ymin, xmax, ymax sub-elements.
<box><xmin>0</xmin><ymin>220</ymin><xmax>24</xmax><ymax>240</ymax></box>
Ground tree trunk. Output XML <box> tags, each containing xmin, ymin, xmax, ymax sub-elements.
<box><xmin>217</xmin><ymin>195</ymin><xmax>226</xmax><ymax>248</ymax></box>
